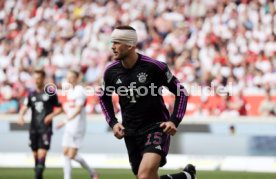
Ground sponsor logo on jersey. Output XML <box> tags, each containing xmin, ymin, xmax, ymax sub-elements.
<box><xmin>116</xmin><ymin>78</ymin><xmax>122</xmax><ymax>84</ymax></box>
<box><xmin>35</xmin><ymin>101</ymin><xmax>43</xmax><ymax>113</ymax></box>
<box><xmin>155</xmin><ymin>145</ymin><xmax>162</xmax><ymax>150</ymax></box>
<box><xmin>137</xmin><ymin>72</ymin><xmax>148</xmax><ymax>83</ymax></box>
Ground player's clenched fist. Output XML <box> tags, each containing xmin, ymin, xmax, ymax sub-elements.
<box><xmin>113</xmin><ymin>123</ymin><xmax>125</xmax><ymax>139</ymax></box>
<box><xmin>160</xmin><ymin>121</ymin><xmax>177</xmax><ymax>136</ymax></box>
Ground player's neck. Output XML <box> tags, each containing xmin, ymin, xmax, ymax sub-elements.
<box><xmin>121</xmin><ymin>52</ymin><xmax>138</xmax><ymax>69</ymax></box>
<box><xmin>71</xmin><ymin>82</ymin><xmax>77</xmax><ymax>87</ymax></box>
<box><xmin>36</xmin><ymin>87</ymin><xmax>44</xmax><ymax>93</ymax></box>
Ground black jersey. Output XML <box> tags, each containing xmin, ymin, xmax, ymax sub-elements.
<box><xmin>100</xmin><ymin>54</ymin><xmax>188</xmax><ymax>130</ymax></box>
<box><xmin>25</xmin><ymin>90</ymin><xmax>61</xmax><ymax>133</ymax></box>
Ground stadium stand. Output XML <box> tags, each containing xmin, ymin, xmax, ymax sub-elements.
<box><xmin>0</xmin><ymin>0</ymin><xmax>275</xmax><ymax>116</ymax></box>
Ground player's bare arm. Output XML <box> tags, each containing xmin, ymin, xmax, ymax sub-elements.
<box><xmin>67</xmin><ymin>105</ymin><xmax>82</xmax><ymax>120</ymax></box>
<box><xmin>112</xmin><ymin>123</ymin><xmax>125</xmax><ymax>139</ymax></box>
<box><xmin>56</xmin><ymin>105</ymin><xmax>82</xmax><ymax>129</ymax></box>
<box><xmin>18</xmin><ymin>105</ymin><xmax>28</xmax><ymax>126</ymax></box>
<box><xmin>44</xmin><ymin>107</ymin><xmax>63</xmax><ymax>125</ymax></box>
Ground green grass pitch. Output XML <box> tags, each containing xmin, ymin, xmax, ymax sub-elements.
<box><xmin>1</xmin><ymin>168</ymin><xmax>276</xmax><ymax>179</ymax></box>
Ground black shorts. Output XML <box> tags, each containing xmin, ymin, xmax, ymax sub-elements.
<box><xmin>29</xmin><ymin>131</ymin><xmax>52</xmax><ymax>151</ymax></box>
<box><xmin>124</xmin><ymin>127</ymin><xmax>170</xmax><ymax>175</ymax></box>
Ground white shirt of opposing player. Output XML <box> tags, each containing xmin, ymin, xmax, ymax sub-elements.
<box><xmin>63</xmin><ymin>85</ymin><xmax>87</xmax><ymax>136</ymax></box>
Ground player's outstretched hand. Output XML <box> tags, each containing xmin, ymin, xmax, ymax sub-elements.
<box><xmin>112</xmin><ymin>123</ymin><xmax>125</xmax><ymax>139</ymax></box>
<box><xmin>44</xmin><ymin>115</ymin><xmax>53</xmax><ymax>125</ymax></box>
<box><xmin>17</xmin><ymin>116</ymin><xmax>25</xmax><ymax>126</ymax></box>
<box><xmin>160</xmin><ymin>121</ymin><xmax>177</xmax><ymax>136</ymax></box>
<box><xmin>56</xmin><ymin>121</ymin><xmax>65</xmax><ymax>129</ymax></box>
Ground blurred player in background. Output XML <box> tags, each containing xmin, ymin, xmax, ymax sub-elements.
<box><xmin>100</xmin><ymin>26</ymin><xmax>196</xmax><ymax>179</ymax></box>
<box><xmin>18</xmin><ymin>69</ymin><xmax>63</xmax><ymax>179</ymax></box>
<box><xmin>56</xmin><ymin>69</ymin><xmax>98</xmax><ymax>179</ymax></box>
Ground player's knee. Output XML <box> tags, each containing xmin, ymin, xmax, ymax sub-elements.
<box><xmin>137</xmin><ymin>173</ymin><xmax>150</xmax><ymax>179</ymax></box>
<box><xmin>68</xmin><ymin>155</ymin><xmax>75</xmax><ymax>160</ymax></box>
<box><xmin>37</xmin><ymin>157</ymin><xmax>46</xmax><ymax>165</ymax></box>
<box><xmin>137</xmin><ymin>169</ymin><xmax>155</xmax><ymax>179</ymax></box>
<box><xmin>63</xmin><ymin>150</ymin><xmax>68</xmax><ymax>156</ymax></box>
<box><xmin>63</xmin><ymin>148</ymin><xmax>69</xmax><ymax>156</ymax></box>
<box><xmin>67</xmin><ymin>152</ymin><xmax>76</xmax><ymax>160</ymax></box>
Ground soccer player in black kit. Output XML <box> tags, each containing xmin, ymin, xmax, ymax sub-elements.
<box><xmin>100</xmin><ymin>26</ymin><xmax>197</xmax><ymax>179</ymax></box>
<box><xmin>18</xmin><ymin>69</ymin><xmax>63</xmax><ymax>179</ymax></box>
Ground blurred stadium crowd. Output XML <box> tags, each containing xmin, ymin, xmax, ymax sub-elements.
<box><xmin>0</xmin><ymin>0</ymin><xmax>275</xmax><ymax>116</ymax></box>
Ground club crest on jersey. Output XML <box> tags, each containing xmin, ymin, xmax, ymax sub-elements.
<box><xmin>137</xmin><ymin>72</ymin><xmax>148</xmax><ymax>83</ymax></box>
<box><xmin>42</xmin><ymin>94</ymin><xmax>49</xmax><ymax>101</ymax></box>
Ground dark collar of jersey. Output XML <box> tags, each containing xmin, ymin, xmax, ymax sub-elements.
<box><xmin>120</xmin><ymin>53</ymin><xmax>141</xmax><ymax>71</ymax></box>
<box><xmin>28</xmin><ymin>89</ymin><xmax>43</xmax><ymax>96</ymax></box>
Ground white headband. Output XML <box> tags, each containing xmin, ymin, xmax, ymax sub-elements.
<box><xmin>111</xmin><ymin>29</ymin><xmax>137</xmax><ymax>46</ymax></box>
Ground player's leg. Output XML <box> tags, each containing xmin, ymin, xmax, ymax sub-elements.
<box><xmin>35</xmin><ymin>132</ymin><xmax>51</xmax><ymax>179</ymax></box>
<box><xmin>124</xmin><ymin>136</ymin><xmax>143</xmax><ymax>176</ymax></box>
<box><xmin>35</xmin><ymin>149</ymin><xmax>48</xmax><ymax>179</ymax></box>
<box><xmin>72</xmin><ymin>134</ymin><xmax>97</xmax><ymax>178</ymax></box>
<box><xmin>160</xmin><ymin>164</ymin><xmax>197</xmax><ymax>179</ymax></box>
<box><xmin>62</xmin><ymin>131</ymin><xmax>76</xmax><ymax>179</ymax></box>
<box><xmin>68</xmin><ymin>147</ymin><xmax>98</xmax><ymax>178</ymax></box>
<box><xmin>29</xmin><ymin>132</ymin><xmax>38</xmax><ymax>169</ymax></box>
<box><xmin>137</xmin><ymin>153</ymin><xmax>161</xmax><ymax>179</ymax></box>
<box><xmin>33</xmin><ymin>151</ymin><xmax>38</xmax><ymax>170</ymax></box>
<box><xmin>29</xmin><ymin>132</ymin><xmax>40</xmax><ymax>177</ymax></box>
<box><xmin>67</xmin><ymin>147</ymin><xmax>77</xmax><ymax>159</ymax></box>
<box><xmin>141</xmin><ymin>129</ymin><xmax>197</xmax><ymax>179</ymax></box>
<box><xmin>63</xmin><ymin>147</ymin><xmax>72</xmax><ymax>179</ymax></box>
<box><xmin>138</xmin><ymin>152</ymin><xmax>197</xmax><ymax>179</ymax></box>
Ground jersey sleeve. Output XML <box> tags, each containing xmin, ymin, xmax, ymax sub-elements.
<box><xmin>158</xmin><ymin>64</ymin><xmax>189</xmax><ymax>127</ymax></box>
<box><xmin>51</xmin><ymin>93</ymin><xmax>62</xmax><ymax>107</ymax></box>
<box><xmin>23</xmin><ymin>94</ymin><xmax>32</xmax><ymax>108</ymax></box>
<box><xmin>99</xmin><ymin>70</ymin><xmax>118</xmax><ymax>128</ymax></box>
